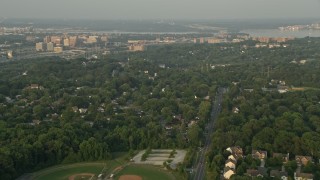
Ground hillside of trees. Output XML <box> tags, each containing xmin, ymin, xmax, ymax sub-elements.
<box><xmin>1</xmin><ymin>37</ymin><xmax>320</xmax><ymax>179</ymax></box>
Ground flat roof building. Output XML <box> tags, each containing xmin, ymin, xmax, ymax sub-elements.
<box><xmin>36</xmin><ymin>42</ymin><xmax>44</xmax><ymax>52</ymax></box>
<box><xmin>47</xmin><ymin>42</ymin><xmax>54</xmax><ymax>52</ymax></box>
<box><xmin>51</xmin><ymin>36</ymin><xmax>61</xmax><ymax>44</ymax></box>
<box><xmin>69</xmin><ymin>36</ymin><xmax>78</xmax><ymax>47</ymax></box>
<box><xmin>128</xmin><ymin>44</ymin><xmax>145</xmax><ymax>52</ymax></box>
<box><xmin>54</xmin><ymin>47</ymin><xmax>63</xmax><ymax>53</ymax></box>
<box><xmin>64</xmin><ymin>38</ymin><xmax>70</xmax><ymax>47</ymax></box>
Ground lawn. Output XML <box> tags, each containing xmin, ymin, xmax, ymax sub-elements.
<box><xmin>33</xmin><ymin>163</ymin><xmax>105</xmax><ymax>180</ymax></box>
<box><xmin>116</xmin><ymin>164</ymin><xmax>176</xmax><ymax>180</ymax></box>
<box><xmin>32</xmin><ymin>152</ymin><xmax>129</xmax><ymax>180</ymax></box>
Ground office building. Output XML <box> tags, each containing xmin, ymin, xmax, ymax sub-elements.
<box><xmin>69</xmin><ymin>36</ymin><xmax>78</xmax><ymax>47</ymax></box>
<box><xmin>44</xmin><ymin>36</ymin><xmax>51</xmax><ymax>43</ymax></box>
<box><xmin>46</xmin><ymin>42</ymin><xmax>54</xmax><ymax>52</ymax></box>
<box><xmin>7</xmin><ymin>51</ymin><xmax>13</xmax><ymax>59</ymax></box>
<box><xmin>199</xmin><ymin>37</ymin><xmax>205</xmax><ymax>43</ymax></box>
<box><xmin>26</xmin><ymin>36</ymin><xmax>36</xmax><ymax>42</ymax></box>
<box><xmin>101</xmin><ymin>36</ymin><xmax>108</xmax><ymax>42</ymax></box>
<box><xmin>51</xmin><ymin>36</ymin><xmax>61</xmax><ymax>44</ymax></box>
<box><xmin>128</xmin><ymin>44</ymin><xmax>145</xmax><ymax>52</ymax></box>
<box><xmin>207</xmin><ymin>38</ymin><xmax>222</xmax><ymax>44</ymax></box>
<box><xmin>63</xmin><ymin>38</ymin><xmax>70</xmax><ymax>47</ymax></box>
<box><xmin>54</xmin><ymin>47</ymin><xmax>63</xmax><ymax>53</ymax></box>
<box><xmin>36</xmin><ymin>42</ymin><xmax>45</xmax><ymax>51</ymax></box>
<box><xmin>87</xmin><ymin>36</ymin><xmax>98</xmax><ymax>44</ymax></box>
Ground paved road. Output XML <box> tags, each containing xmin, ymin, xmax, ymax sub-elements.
<box><xmin>192</xmin><ymin>88</ymin><xmax>224</xmax><ymax>180</ymax></box>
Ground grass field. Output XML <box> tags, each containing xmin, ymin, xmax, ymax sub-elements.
<box><xmin>31</xmin><ymin>152</ymin><xmax>129</xmax><ymax>180</ymax></box>
<box><xmin>29</xmin><ymin>152</ymin><xmax>183</xmax><ymax>180</ymax></box>
<box><xmin>115</xmin><ymin>164</ymin><xmax>176</xmax><ymax>180</ymax></box>
<box><xmin>33</xmin><ymin>163</ymin><xmax>105</xmax><ymax>180</ymax></box>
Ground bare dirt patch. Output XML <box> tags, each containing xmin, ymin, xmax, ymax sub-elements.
<box><xmin>68</xmin><ymin>173</ymin><xmax>94</xmax><ymax>180</ymax></box>
<box><xmin>113</xmin><ymin>166</ymin><xmax>123</xmax><ymax>172</ymax></box>
<box><xmin>119</xmin><ymin>175</ymin><xmax>142</xmax><ymax>180</ymax></box>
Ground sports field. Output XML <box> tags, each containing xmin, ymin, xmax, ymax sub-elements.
<box><xmin>115</xmin><ymin>164</ymin><xmax>176</xmax><ymax>180</ymax></box>
<box><xmin>27</xmin><ymin>152</ymin><xmax>182</xmax><ymax>180</ymax></box>
<box><xmin>33</xmin><ymin>163</ymin><xmax>106</xmax><ymax>180</ymax></box>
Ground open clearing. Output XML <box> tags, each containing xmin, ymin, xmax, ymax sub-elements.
<box><xmin>290</xmin><ymin>87</ymin><xmax>320</xmax><ymax>91</ymax></box>
<box><xmin>118</xmin><ymin>175</ymin><xmax>142</xmax><ymax>180</ymax></box>
<box><xmin>32</xmin><ymin>163</ymin><xmax>105</xmax><ymax>180</ymax></box>
<box><xmin>69</xmin><ymin>173</ymin><xmax>94</xmax><ymax>180</ymax></box>
<box><xmin>27</xmin><ymin>152</ymin><xmax>129</xmax><ymax>180</ymax></box>
<box><xmin>115</xmin><ymin>164</ymin><xmax>175</xmax><ymax>180</ymax></box>
<box><xmin>22</xmin><ymin>152</ymin><xmax>182</xmax><ymax>180</ymax></box>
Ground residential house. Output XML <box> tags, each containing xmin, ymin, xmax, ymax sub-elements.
<box><xmin>30</xmin><ymin>84</ymin><xmax>40</xmax><ymax>89</ymax></box>
<box><xmin>224</xmin><ymin>146</ymin><xmax>243</xmax><ymax>179</ymax></box>
<box><xmin>246</xmin><ymin>169</ymin><xmax>264</xmax><ymax>178</ymax></box>
<box><xmin>188</xmin><ymin>120</ymin><xmax>196</xmax><ymax>128</ymax></box>
<box><xmin>97</xmin><ymin>107</ymin><xmax>105</xmax><ymax>113</ymax></box>
<box><xmin>226</xmin><ymin>146</ymin><xmax>243</xmax><ymax>157</ymax></box>
<box><xmin>294</xmin><ymin>172</ymin><xmax>314</xmax><ymax>180</ymax></box>
<box><xmin>165</xmin><ymin>125</ymin><xmax>173</xmax><ymax>130</ymax></box>
<box><xmin>232</xmin><ymin>107</ymin><xmax>240</xmax><ymax>114</ymax></box>
<box><xmin>277</xmin><ymin>85</ymin><xmax>289</xmax><ymax>93</ymax></box>
<box><xmin>79</xmin><ymin>108</ymin><xmax>88</xmax><ymax>114</ymax></box>
<box><xmin>252</xmin><ymin>150</ymin><xmax>268</xmax><ymax>160</ymax></box>
<box><xmin>32</xmin><ymin>120</ymin><xmax>41</xmax><ymax>125</ymax></box>
<box><xmin>223</xmin><ymin>167</ymin><xmax>235</xmax><ymax>179</ymax></box>
<box><xmin>243</xmin><ymin>89</ymin><xmax>254</xmax><ymax>92</ymax></box>
<box><xmin>228</xmin><ymin>154</ymin><xmax>238</xmax><ymax>161</ymax></box>
<box><xmin>295</xmin><ymin>156</ymin><xmax>313</xmax><ymax>166</ymax></box>
<box><xmin>72</xmin><ymin>106</ymin><xmax>79</xmax><ymax>113</ymax></box>
<box><xmin>270</xmin><ymin>170</ymin><xmax>288</xmax><ymax>180</ymax></box>
<box><xmin>232</xmin><ymin>81</ymin><xmax>240</xmax><ymax>85</ymax></box>
<box><xmin>273</xmin><ymin>153</ymin><xmax>290</xmax><ymax>163</ymax></box>
<box><xmin>225</xmin><ymin>159</ymin><xmax>236</xmax><ymax>169</ymax></box>
<box><xmin>29</xmin><ymin>120</ymin><xmax>41</xmax><ymax>126</ymax></box>
<box><xmin>246</xmin><ymin>167</ymin><xmax>267</xmax><ymax>178</ymax></box>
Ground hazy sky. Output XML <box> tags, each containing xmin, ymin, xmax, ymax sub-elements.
<box><xmin>1</xmin><ymin>0</ymin><xmax>320</xmax><ymax>20</ymax></box>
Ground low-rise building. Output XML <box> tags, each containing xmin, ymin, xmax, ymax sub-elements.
<box><xmin>54</xmin><ymin>47</ymin><xmax>63</xmax><ymax>53</ymax></box>
<box><xmin>30</xmin><ymin>84</ymin><xmax>40</xmax><ymax>89</ymax></box>
<box><xmin>270</xmin><ymin>170</ymin><xmax>288</xmax><ymax>180</ymax></box>
<box><xmin>64</xmin><ymin>38</ymin><xmax>70</xmax><ymax>47</ymax></box>
<box><xmin>295</xmin><ymin>156</ymin><xmax>313</xmax><ymax>166</ymax></box>
<box><xmin>36</xmin><ymin>42</ymin><xmax>45</xmax><ymax>51</ymax></box>
<box><xmin>225</xmin><ymin>159</ymin><xmax>236</xmax><ymax>169</ymax></box>
<box><xmin>294</xmin><ymin>172</ymin><xmax>314</xmax><ymax>180</ymax></box>
<box><xmin>246</xmin><ymin>167</ymin><xmax>267</xmax><ymax>178</ymax></box>
<box><xmin>46</xmin><ymin>42</ymin><xmax>54</xmax><ymax>52</ymax></box>
<box><xmin>252</xmin><ymin>150</ymin><xmax>268</xmax><ymax>160</ymax></box>
<box><xmin>226</xmin><ymin>146</ymin><xmax>243</xmax><ymax>157</ymax></box>
<box><xmin>223</xmin><ymin>167</ymin><xmax>235</xmax><ymax>179</ymax></box>
<box><xmin>128</xmin><ymin>44</ymin><xmax>145</xmax><ymax>52</ymax></box>
<box><xmin>273</xmin><ymin>153</ymin><xmax>290</xmax><ymax>163</ymax></box>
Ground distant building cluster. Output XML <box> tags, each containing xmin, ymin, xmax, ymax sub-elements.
<box><xmin>35</xmin><ymin>34</ymin><xmax>108</xmax><ymax>53</ymax></box>
<box><xmin>193</xmin><ymin>34</ymin><xmax>294</xmax><ymax>45</ymax></box>
<box><xmin>252</xmin><ymin>37</ymin><xmax>294</xmax><ymax>43</ymax></box>
<box><xmin>194</xmin><ymin>37</ymin><xmax>228</xmax><ymax>44</ymax></box>
<box><xmin>279</xmin><ymin>23</ymin><xmax>320</xmax><ymax>31</ymax></box>
<box><xmin>126</xmin><ymin>37</ymin><xmax>178</xmax><ymax>52</ymax></box>
<box><xmin>0</xmin><ymin>26</ymin><xmax>33</xmax><ymax>35</ymax></box>
<box><xmin>128</xmin><ymin>44</ymin><xmax>145</xmax><ymax>52</ymax></box>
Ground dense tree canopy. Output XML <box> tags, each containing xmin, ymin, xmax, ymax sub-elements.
<box><xmin>1</xmin><ymin>37</ymin><xmax>320</xmax><ymax>179</ymax></box>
